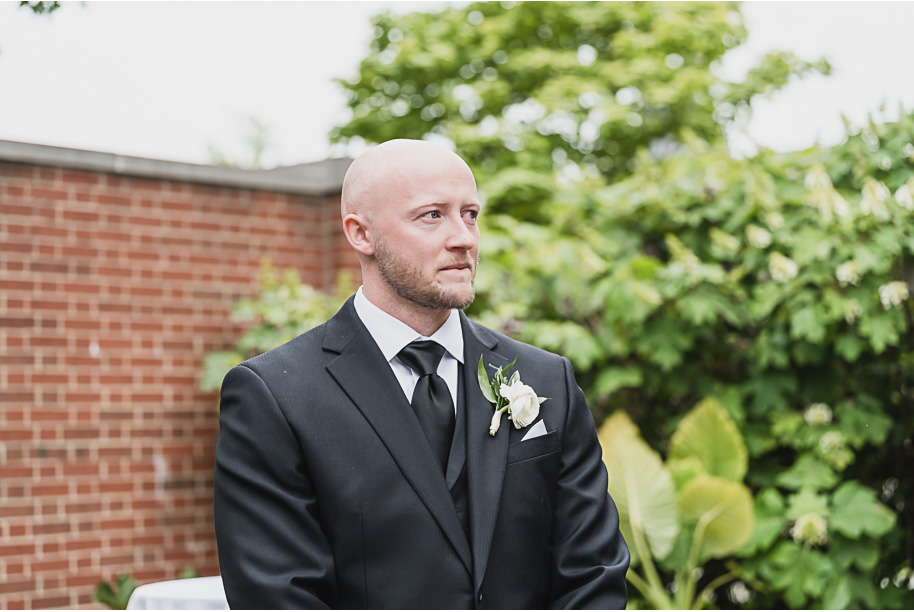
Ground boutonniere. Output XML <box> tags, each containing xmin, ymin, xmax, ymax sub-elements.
<box><xmin>477</xmin><ymin>355</ymin><xmax>548</xmax><ymax>436</ymax></box>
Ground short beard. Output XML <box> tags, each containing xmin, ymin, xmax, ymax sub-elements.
<box><xmin>374</xmin><ymin>237</ymin><xmax>477</xmax><ymax>311</ymax></box>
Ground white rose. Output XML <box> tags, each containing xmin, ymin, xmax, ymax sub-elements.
<box><xmin>499</xmin><ymin>381</ymin><xmax>542</xmax><ymax>429</ymax></box>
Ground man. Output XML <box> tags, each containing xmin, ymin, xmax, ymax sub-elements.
<box><xmin>214</xmin><ymin>140</ymin><xmax>629</xmax><ymax>609</ymax></box>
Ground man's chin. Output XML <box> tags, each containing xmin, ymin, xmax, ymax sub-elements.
<box><xmin>425</xmin><ymin>283</ymin><xmax>475</xmax><ymax>311</ymax></box>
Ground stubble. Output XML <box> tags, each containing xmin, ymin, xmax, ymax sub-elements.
<box><xmin>374</xmin><ymin>236</ymin><xmax>477</xmax><ymax>311</ymax></box>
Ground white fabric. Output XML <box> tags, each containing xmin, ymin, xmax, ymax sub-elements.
<box><xmin>126</xmin><ymin>576</ymin><xmax>228</xmax><ymax>610</ymax></box>
<box><xmin>353</xmin><ymin>287</ymin><xmax>463</xmax><ymax>409</ymax></box>
<box><xmin>521</xmin><ymin>418</ymin><xmax>548</xmax><ymax>441</ymax></box>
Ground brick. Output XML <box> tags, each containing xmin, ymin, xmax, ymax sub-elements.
<box><xmin>0</xmin><ymin>279</ymin><xmax>33</xmax><ymax>293</ymax></box>
<box><xmin>31</xmin><ymin>299</ymin><xmax>69</xmax><ymax>311</ymax></box>
<box><xmin>31</xmin><ymin>558</ymin><xmax>71</xmax><ymax>573</ymax></box>
<box><xmin>31</xmin><ymin>483</ymin><xmax>69</xmax><ymax>497</ymax></box>
<box><xmin>31</xmin><ymin>187</ymin><xmax>69</xmax><ymax>200</ymax></box>
<box><xmin>32</xmin><ymin>595</ymin><xmax>72</xmax><ymax>608</ymax></box>
<box><xmin>62</xmin><ymin>170</ymin><xmax>101</xmax><ymax>184</ymax></box>
<box><xmin>61</xmin><ymin>246</ymin><xmax>99</xmax><ymax>258</ymax></box>
<box><xmin>0</xmin><ymin>316</ymin><xmax>33</xmax><ymax>327</ymax></box>
<box><xmin>0</xmin><ymin>240</ymin><xmax>32</xmax><ymax>252</ymax></box>
<box><xmin>62</xmin><ymin>210</ymin><xmax>99</xmax><ymax>222</ymax></box>
<box><xmin>30</xmin><ymin>261</ymin><xmax>69</xmax><ymax>274</ymax></box>
<box><xmin>0</xmin><ymin>203</ymin><xmax>32</xmax><ymax>215</ymax></box>
<box><xmin>0</xmin><ymin>579</ymin><xmax>36</xmax><ymax>595</ymax></box>
<box><xmin>0</xmin><ymin>466</ymin><xmax>33</xmax><ymax>478</ymax></box>
<box><xmin>32</xmin><ymin>373</ymin><xmax>69</xmax><ymax>384</ymax></box>
<box><xmin>98</xmin><ymin>194</ymin><xmax>132</xmax><ymax>206</ymax></box>
<box><xmin>0</xmin><ymin>427</ymin><xmax>31</xmax><ymax>440</ymax></box>
<box><xmin>64</xmin><ymin>538</ymin><xmax>102</xmax><ymax>551</ymax></box>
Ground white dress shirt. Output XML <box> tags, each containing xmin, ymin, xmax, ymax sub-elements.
<box><xmin>353</xmin><ymin>287</ymin><xmax>464</xmax><ymax>410</ymax></box>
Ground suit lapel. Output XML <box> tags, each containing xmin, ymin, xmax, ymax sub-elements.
<box><xmin>323</xmin><ymin>299</ymin><xmax>472</xmax><ymax>575</ymax></box>
<box><xmin>461</xmin><ymin>313</ymin><xmax>511</xmax><ymax>592</ymax></box>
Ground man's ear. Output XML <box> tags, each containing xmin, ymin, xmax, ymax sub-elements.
<box><xmin>342</xmin><ymin>213</ymin><xmax>375</xmax><ymax>256</ymax></box>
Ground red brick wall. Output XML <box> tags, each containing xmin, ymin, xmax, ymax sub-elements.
<box><xmin>0</xmin><ymin>161</ymin><xmax>359</xmax><ymax>609</ymax></box>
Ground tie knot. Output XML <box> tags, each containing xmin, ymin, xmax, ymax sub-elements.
<box><xmin>398</xmin><ymin>340</ymin><xmax>446</xmax><ymax>377</ymax></box>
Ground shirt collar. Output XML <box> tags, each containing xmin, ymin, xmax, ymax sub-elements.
<box><xmin>353</xmin><ymin>286</ymin><xmax>464</xmax><ymax>364</ymax></box>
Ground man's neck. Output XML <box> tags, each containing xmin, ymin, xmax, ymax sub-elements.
<box><xmin>361</xmin><ymin>286</ymin><xmax>451</xmax><ymax>338</ymax></box>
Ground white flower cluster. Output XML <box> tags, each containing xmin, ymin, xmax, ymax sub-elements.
<box><xmin>666</xmin><ymin>234</ymin><xmax>700</xmax><ymax>266</ymax></box>
<box><xmin>804</xmin><ymin>165</ymin><xmax>849</xmax><ymax>222</ymax></box>
<box><xmin>710</xmin><ymin>227</ymin><xmax>740</xmax><ymax>254</ymax></box>
<box><xmin>844</xmin><ymin>300</ymin><xmax>862</xmax><ymax>324</ymax></box>
<box><xmin>819</xmin><ymin>431</ymin><xmax>846</xmax><ymax>455</ymax></box>
<box><xmin>860</xmin><ymin>177</ymin><xmax>891</xmax><ymax>221</ymax></box>
<box><xmin>791</xmin><ymin>512</ymin><xmax>828</xmax><ymax>547</ymax></box>
<box><xmin>895</xmin><ymin>179</ymin><xmax>914</xmax><ymax>211</ymax></box>
<box><xmin>878</xmin><ymin>281</ymin><xmax>910</xmax><ymax>309</ymax></box>
<box><xmin>746</xmin><ymin>225</ymin><xmax>772</xmax><ymax>249</ymax></box>
<box><xmin>835</xmin><ymin>260</ymin><xmax>860</xmax><ymax>287</ymax></box>
<box><xmin>763</xmin><ymin>211</ymin><xmax>785</xmax><ymax>230</ymax></box>
<box><xmin>803</xmin><ymin>403</ymin><xmax>833</xmax><ymax>426</ymax></box>
<box><xmin>769</xmin><ymin>253</ymin><xmax>798</xmax><ymax>283</ymax></box>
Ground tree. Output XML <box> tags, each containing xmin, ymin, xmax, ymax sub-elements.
<box><xmin>323</xmin><ymin>1</ymin><xmax>913</xmax><ymax>608</ymax></box>
<box><xmin>20</xmin><ymin>1</ymin><xmax>60</xmax><ymax>14</ymax></box>
<box><xmin>331</xmin><ymin>1</ymin><xmax>827</xmax><ymax>220</ymax></box>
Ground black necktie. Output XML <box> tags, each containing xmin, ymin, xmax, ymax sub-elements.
<box><xmin>398</xmin><ymin>341</ymin><xmax>455</xmax><ymax>473</ymax></box>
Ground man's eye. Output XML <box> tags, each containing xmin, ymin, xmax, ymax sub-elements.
<box><xmin>465</xmin><ymin>210</ymin><xmax>478</xmax><ymax>220</ymax></box>
<box><xmin>424</xmin><ymin>211</ymin><xmax>441</xmax><ymax>219</ymax></box>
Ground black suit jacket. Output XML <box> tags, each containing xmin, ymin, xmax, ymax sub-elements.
<box><xmin>214</xmin><ymin>298</ymin><xmax>629</xmax><ymax>609</ymax></box>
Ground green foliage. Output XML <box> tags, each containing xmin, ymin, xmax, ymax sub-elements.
<box><xmin>333</xmin><ymin>1</ymin><xmax>826</xmax><ymax>199</ymax></box>
<box><xmin>20</xmin><ymin>1</ymin><xmax>60</xmax><ymax>14</ymax></box>
<box><xmin>93</xmin><ymin>575</ymin><xmax>136</xmax><ymax>610</ymax></box>
<box><xmin>600</xmin><ymin>401</ymin><xmax>755</xmax><ymax>609</ymax></box>
<box><xmin>200</xmin><ymin>261</ymin><xmax>351</xmax><ymax>393</ymax></box>
<box><xmin>327</xmin><ymin>2</ymin><xmax>914</xmax><ymax>608</ymax></box>
<box><xmin>94</xmin><ymin>568</ymin><xmax>200</xmax><ymax>610</ymax></box>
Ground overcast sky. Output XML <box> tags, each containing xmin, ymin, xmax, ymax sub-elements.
<box><xmin>1</xmin><ymin>1</ymin><xmax>913</xmax><ymax>167</ymax></box>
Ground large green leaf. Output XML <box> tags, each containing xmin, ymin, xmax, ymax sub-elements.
<box><xmin>599</xmin><ymin>412</ymin><xmax>679</xmax><ymax>565</ymax></box>
<box><xmin>678</xmin><ymin>474</ymin><xmax>755</xmax><ymax>559</ymax></box>
<box><xmin>669</xmin><ymin>397</ymin><xmax>748</xmax><ymax>482</ymax></box>
<box><xmin>775</xmin><ymin>454</ymin><xmax>839</xmax><ymax>491</ymax></box>
<box><xmin>829</xmin><ymin>481</ymin><xmax>896</xmax><ymax>538</ymax></box>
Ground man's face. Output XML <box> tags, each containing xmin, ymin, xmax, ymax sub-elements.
<box><xmin>370</xmin><ymin>154</ymin><xmax>481</xmax><ymax>311</ymax></box>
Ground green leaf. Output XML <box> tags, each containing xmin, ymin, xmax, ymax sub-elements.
<box><xmin>677</xmin><ymin>474</ymin><xmax>755</xmax><ymax>559</ymax></box>
<box><xmin>786</xmin><ymin>488</ymin><xmax>829</xmax><ymax>520</ymax></box>
<box><xmin>599</xmin><ymin>412</ymin><xmax>679</xmax><ymax>565</ymax></box>
<box><xmin>669</xmin><ymin>397</ymin><xmax>748</xmax><ymax>482</ymax></box>
<box><xmin>667</xmin><ymin>456</ymin><xmax>706</xmax><ymax>490</ymax></box>
<box><xmin>822</xmin><ymin>575</ymin><xmax>853</xmax><ymax>610</ymax></box>
<box><xmin>739</xmin><ymin>488</ymin><xmax>786</xmax><ymax>556</ymax></box>
<box><xmin>829</xmin><ymin>481</ymin><xmax>896</xmax><ymax>538</ymax></box>
<box><xmin>201</xmin><ymin>351</ymin><xmax>244</xmax><ymax>393</ymax></box>
<box><xmin>830</xmin><ymin>533</ymin><xmax>879</xmax><ymax>571</ymax></box>
<box><xmin>594</xmin><ymin>367</ymin><xmax>643</xmax><ymax>396</ymax></box>
<box><xmin>477</xmin><ymin>355</ymin><xmax>496</xmax><ymax>403</ymax></box>
<box><xmin>859</xmin><ymin>315</ymin><xmax>899</xmax><ymax>353</ymax></box>
<box><xmin>835</xmin><ymin>334</ymin><xmax>867</xmax><ymax>362</ymax></box>
<box><xmin>775</xmin><ymin>454</ymin><xmax>839</xmax><ymax>491</ymax></box>
<box><xmin>790</xmin><ymin>306</ymin><xmax>826</xmax><ymax>344</ymax></box>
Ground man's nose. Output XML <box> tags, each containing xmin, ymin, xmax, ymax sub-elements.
<box><xmin>446</xmin><ymin>215</ymin><xmax>477</xmax><ymax>250</ymax></box>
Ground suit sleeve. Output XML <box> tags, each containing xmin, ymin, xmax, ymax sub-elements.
<box><xmin>547</xmin><ymin>357</ymin><xmax>630</xmax><ymax>609</ymax></box>
<box><xmin>214</xmin><ymin>364</ymin><xmax>336</xmax><ymax>609</ymax></box>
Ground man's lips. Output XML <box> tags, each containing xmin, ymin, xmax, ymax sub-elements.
<box><xmin>440</xmin><ymin>263</ymin><xmax>473</xmax><ymax>272</ymax></box>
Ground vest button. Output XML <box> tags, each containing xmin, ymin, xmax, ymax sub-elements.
<box><xmin>477</xmin><ymin>591</ymin><xmax>483</xmax><ymax>603</ymax></box>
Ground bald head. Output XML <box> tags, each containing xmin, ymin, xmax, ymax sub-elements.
<box><xmin>340</xmin><ymin>139</ymin><xmax>475</xmax><ymax>220</ymax></box>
